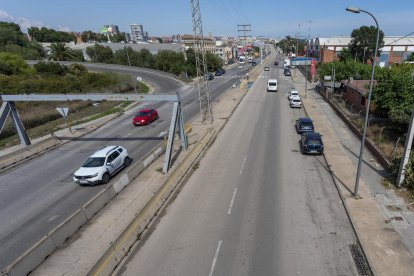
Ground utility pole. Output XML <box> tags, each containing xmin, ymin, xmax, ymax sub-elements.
<box><xmin>237</xmin><ymin>24</ymin><xmax>251</xmax><ymax>56</ymax></box>
<box><xmin>190</xmin><ymin>0</ymin><xmax>213</xmax><ymax>123</ymax></box>
<box><xmin>397</xmin><ymin>107</ymin><xmax>414</xmax><ymax>187</ymax></box>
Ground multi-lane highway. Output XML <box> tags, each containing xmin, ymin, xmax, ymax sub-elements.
<box><xmin>122</xmin><ymin>57</ymin><xmax>359</xmax><ymax>275</ymax></box>
<box><xmin>0</xmin><ymin>61</ymin><xmax>250</xmax><ymax>269</ymax></box>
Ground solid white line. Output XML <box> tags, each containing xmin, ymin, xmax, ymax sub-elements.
<box><xmin>227</xmin><ymin>188</ymin><xmax>238</xmax><ymax>215</ymax></box>
<box><xmin>239</xmin><ymin>156</ymin><xmax>247</xmax><ymax>175</ymax></box>
<box><xmin>209</xmin><ymin>240</ymin><xmax>223</xmax><ymax>276</ymax></box>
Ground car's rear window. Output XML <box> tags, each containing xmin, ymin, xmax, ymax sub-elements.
<box><xmin>301</xmin><ymin>122</ymin><xmax>313</xmax><ymax>127</ymax></box>
<box><xmin>268</xmin><ymin>82</ymin><xmax>277</xmax><ymax>86</ymax></box>
<box><xmin>82</xmin><ymin>157</ymin><xmax>105</xmax><ymax>167</ymax></box>
<box><xmin>308</xmin><ymin>139</ymin><xmax>321</xmax><ymax>145</ymax></box>
<box><xmin>136</xmin><ymin>111</ymin><xmax>149</xmax><ymax>116</ymax></box>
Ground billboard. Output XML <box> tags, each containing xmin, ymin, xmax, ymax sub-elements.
<box><xmin>100</xmin><ymin>27</ymin><xmax>108</xmax><ymax>33</ymax></box>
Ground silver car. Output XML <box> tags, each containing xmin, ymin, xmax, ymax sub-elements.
<box><xmin>290</xmin><ymin>97</ymin><xmax>302</xmax><ymax>108</ymax></box>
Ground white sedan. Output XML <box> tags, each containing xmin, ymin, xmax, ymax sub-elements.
<box><xmin>290</xmin><ymin>96</ymin><xmax>302</xmax><ymax>108</ymax></box>
<box><xmin>288</xmin><ymin>90</ymin><xmax>299</xmax><ymax>100</ymax></box>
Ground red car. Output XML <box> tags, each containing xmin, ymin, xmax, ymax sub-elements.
<box><xmin>132</xmin><ymin>108</ymin><xmax>159</xmax><ymax>126</ymax></box>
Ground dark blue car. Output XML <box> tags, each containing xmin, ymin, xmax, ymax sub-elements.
<box><xmin>301</xmin><ymin>132</ymin><xmax>324</xmax><ymax>154</ymax></box>
<box><xmin>295</xmin><ymin>117</ymin><xmax>314</xmax><ymax>134</ymax></box>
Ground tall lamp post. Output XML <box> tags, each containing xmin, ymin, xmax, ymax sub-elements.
<box><xmin>346</xmin><ymin>6</ymin><xmax>380</xmax><ymax>197</ymax></box>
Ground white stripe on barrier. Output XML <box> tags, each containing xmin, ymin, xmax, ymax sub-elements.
<box><xmin>143</xmin><ymin>154</ymin><xmax>155</xmax><ymax>168</ymax></box>
<box><xmin>49</xmin><ymin>209</ymin><xmax>88</xmax><ymax>246</ymax></box>
<box><xmin>5</xmin><ymin>236</ymin><xmax>56</xmax><ymax>276</ymax></box>
<box><xmin>83</xmin><ymin>189</ymin><xmax>112</xmax><ymax>219</ymax></box>
<box><xmin>112</xmin><ymin>174</ymin><xmax>130</xmax><ymax>194</ymax></box>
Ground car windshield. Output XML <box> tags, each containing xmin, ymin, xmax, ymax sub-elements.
<box><xmin>301</xmin><ymin>122</ymin><xmax>313</xmax><ymax>127</ymax></box>
<box><xmin>82</xmin><ymin>157</ymin><xmax>105</xmax><ymax>167</ymax></box>
<box><xmin>308</xmin><ymin>139</ymin><xmax>321</xmax><ymax>145</ymax></box>
<box><xmin>136</xmin><ymin>111</ymin><xmax>149</xmax><ymax>116</ymax></box>
<box><xmin>269</xmin><ymin>82</ymin><xmax>276</xmax><ymax>86</ymax></box>
<box><xmin>293</xmin><ymin>99</ymin><xmax>301</xmax><ymax>102</ymax></box>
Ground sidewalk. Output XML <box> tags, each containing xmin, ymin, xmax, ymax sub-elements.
<box><xmin>292</xmin><ymin>71</ymin><xmax>414</xmax><ymax>276</ymax></box>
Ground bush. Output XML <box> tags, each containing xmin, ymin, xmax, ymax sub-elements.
<box><xmin>34</xmin><ymin>61</ymin><xmax>68</xmax><ymax>76</ymax></box>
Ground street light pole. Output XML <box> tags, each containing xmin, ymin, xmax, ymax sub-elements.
<box><xmin>346</xmin><ymin>6</ymin><xmax>380</xmax><ymax>197</ymax></box>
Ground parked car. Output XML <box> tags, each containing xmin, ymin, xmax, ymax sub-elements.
<box><xmin>284</xmin><ymin>69</ymin><xmax>291</xmax><ymax>76</ymax></box>
<box><xmin>274</xmin><ymin>61</ymin><xmax>279</xmax><ymax>66</ymax></box>
<box><xmin>288</xmin><ymin>90</ymin><xmax>299</xmax><ymax>100</ymax></box>
<box><xmin>252</xmin><ymin>61</ymin><xmax>257</xmax><ymax>66</ymax></box>
<box><xmin>215</xmin><ymin>68</ymin><xmax>226</xmax><ymax>76</ymax></box>
<box><xmin>300</xmin><ymin>132</ymin><xmax>324</xmax><ymax>154</ymax></box>
<box><xmin>290</xmin><ymin>97</ymin><xmax>302</xmax><ymax>108</ymax></box>
<box><xmin>205</xmin><ymin>73</ymin><xmax>214</xmax><ymax>80</ymax></box>
<box><xmin>264</xmin><ymin>66</ymin><xmax>270</xmax><ymax>71</ymax></box>
<box><xmin>133</xmin><ymin>108</ymin><xmax>159</xmax><ymax>126</ymax></box>
<box><xmin>295</xmin><ymin>118</ymin><xmax>314</xmax><ymax>133</ymax></box>
<box><xmin>73</xmin><ymin>145</ymin><xmax>131</xmax><ymax>185</ymax></box>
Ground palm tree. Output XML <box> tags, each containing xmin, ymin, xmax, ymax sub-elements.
<box><xmin>49</xmin><ymin>42</ymin><xmax>74</xmax><ymax>61</ymax></box>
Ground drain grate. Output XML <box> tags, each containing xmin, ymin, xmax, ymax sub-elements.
<box><xmin>350</xmin><ymin>243</ymin><xmax>371</xmax><ymax>276</ymax></box>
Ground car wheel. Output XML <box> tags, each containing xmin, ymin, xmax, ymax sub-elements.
<box><xmin>101</xmin><ymin>172</ymin><xmax>110</xmax><ymax>184</ymax></box>
<box><xmin>124</xmin><ymin>156</ymin><xmax>132</xmax><ymax>167</ymax></box>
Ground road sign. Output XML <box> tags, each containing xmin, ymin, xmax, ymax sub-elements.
<box><xmin>56</xmin><ymin>107</ymin><xmax>69</xmax><ymax>118</ymax></box>
<box><xmin>137</xmin><ymin>76</ymin><xmax>142</xmax><ymax>81</ymax></box>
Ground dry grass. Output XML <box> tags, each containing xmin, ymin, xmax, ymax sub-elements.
<box><xmin>0</xmin><ymin>101</ymin><xmax>123</xmax><ymax>149</ymax></box>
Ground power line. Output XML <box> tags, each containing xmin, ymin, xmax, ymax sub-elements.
<box><xmin>207</xmin><ymin>0</ymin><xmax>238</xmax><ymax>35</ymax></box>
<box><xmin>384</xmin><ymin>31</ymin><xmax>414</xmax><ymax>46</ymax></box>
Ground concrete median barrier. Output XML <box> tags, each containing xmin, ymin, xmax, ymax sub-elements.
<box><xmin>83</xmin><ymin>190</ymin><xmax>112</xmax><ymax>220</ymax></box>
<box><xmin>3</xmin><ymin>236</ymin><xmax>56</xmax><ymax>276</ymax></box>
<box><xmin>126</xmin><ymin>162</ymin><xmax>145</xmax><ymax>182</ymax></box>
<box><xmin>89</xmin><ymin>128</ymin><xmax>216</xmax><ymax>276</ymax></box>
<box><xmin>2</xmin><ymin>145</ymin><xmax>166</xmax><ymax>276</ymax></box>
<box><xmin>49</xmin><ymin>209</ymin><xmax>88</xmax><ymax>246</ymax></box>
<box><xmin>143</xmin><ymin>153</ymin><xmax>155</xmax><ymax>168</ymax></box>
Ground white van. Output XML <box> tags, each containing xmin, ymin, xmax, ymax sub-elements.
<box><xmin>267</xmin><ymin>79</ymin><xmax>278</xmax><ymax>92</ymax></box>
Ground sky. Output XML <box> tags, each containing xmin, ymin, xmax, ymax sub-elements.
<box><xmin>1</xmin><ymin>0</ymin><xmax>413</xmax><ymax>39</ymax></box>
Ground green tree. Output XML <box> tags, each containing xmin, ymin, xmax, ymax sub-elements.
<box><xmin>406</xmin><ymin>53</ymin><xmax>414</xmax><ymax>62</ymax></box>
<box><xmin>348</xmin><ymin>25</ymin><xmax>384</xmax><ymax>64</ymax></box>
<box><xmin>0</xmin><ymin>52</ymin><xmax>34</xmax><ymax>75</ymax></box>
<box><xmin>49</xmin><ymin>42</ymin><xmax>75</xmax><ymax>61</ymax></box>
<box><xmin>28</xmin><ymin>26</ymin><xmax>76</xmax><ymax>43</ymax></box>
<box><xmin>0</xmin><ymin>22</ymin><xmax>45</xmax><ymax>59</ymax></box>
<box><xmin>86</xmin><ymin>44</ymin><xmax>114</xmax><ymax>63</ymax></box>
<box><xmin>34</xmin><ymin>61</ymin><xmax>68</xmax><ymax>76</ymax></box>
<box><xmin>371</xmin><ymin>64</ymin><xmax>414</xmax><ymax>126</ymax></box>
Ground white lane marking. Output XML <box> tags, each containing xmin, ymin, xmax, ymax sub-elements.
<box><xmin>48</xmin><ymin>215</ymin><xmax>59</xmax><ymax>222</ymax></box>
<box><xmin>239</xmin><ymin>156</ymin><xmax>247</xmax><ymax>175</ymax></box>
<box><xmin>227</xmin><ymin>188</ymin><xmax>238</xmax><ymax>215</ymax></box>
<box><xmin>158</xmin><ymin>131</ymin><xmax>167</xmax><ymax>137</ymax></box>
<box><xmin>209</xmin><ymin>240</ymin><xmax>223</xmax><ymax>276</ymax></box>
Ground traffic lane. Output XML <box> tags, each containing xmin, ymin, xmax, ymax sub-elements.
<box><xmin>0</xmin><ymin>105</ymin><xmax>172</xmax><ymax>268</ymax></box>
<box><xmin>122</xmin><ymin>64</ymin><xmax>269</xmax><ymax>276</ymax></box>
<box><xmin>57</xmin><ymin>62</ymin><xmax>185</xmax><ymax>95</ymax></box>
<box><xmin>0</xmin><ymin>67</ymin><xmax>236</xmax><ymax>268</ymax></box>
<box><xmin>123</xmin><ymin>69</ymin><xmax>357</xmax><ymax>275</ymax></box>
<box><xmin>216</xmin><ymin>82</ymin><xmax>357</xmax><ymax>275</ymax></box>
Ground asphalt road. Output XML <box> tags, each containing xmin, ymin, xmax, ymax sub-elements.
<box><xmin>122</xmin><ymin>57</ymin><xmax>359</xmax><ymax>275</ymax></box>
<box><xmin>0</xmin><ymin>62</ymin><xmax>250</xmax><ymax>269</ymax></box>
